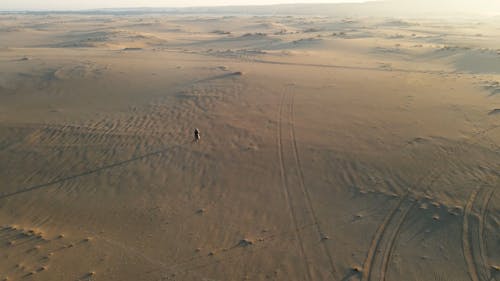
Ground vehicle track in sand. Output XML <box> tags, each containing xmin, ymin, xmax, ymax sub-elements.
<box><xmin>463</xmin><ymin>187</ymin><xmax>496</xmax><ymax>281</ymax></box>
<box><xmin>287</xmin><ymin>88</ymin><xmax>338</xmax><ymax>277</ymax></box>
<box><xmin>361</xmin><ymin>111</ymin><xmax>499</xmax><ymax>281</ymax></box>
<box><xmin>276</xmin><ymin>85</ymin><xmax>313</xmax><ymax>281</ymax></box>
<box><xmin>361</xmin><ymin>194</ymin><xmax>415</xmax><ymax>281</ymax></box>
<box><xmin>274</xmin><ymin>84</ymin><xmax>342</xmax><ymax>279</ymax></box>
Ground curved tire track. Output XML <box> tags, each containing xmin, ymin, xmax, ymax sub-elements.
<box><xmin>379</xmin><ymin>201</ymin><xmax>414</xmax><ymax>281</ymax></box>
<box><xmin>463</xmin><ymin>187</ymin><xmax>495</xmax><ymax>281</ymax></box>
<box><xmin>361</xmin><ymin>195</ymin><xmax>414</xmax><ymax>281</ymax></box>
<box><xmin>359</xmin><ymin>113</ymin><xmax>498</xmax><ymax>281</ymax></box>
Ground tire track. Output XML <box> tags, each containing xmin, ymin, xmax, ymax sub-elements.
<box><xmin>478</xmin><ymin>189</ymin><xmax>494</xmax><ymax>281</ymax></box>
<box><xmin>463</xmin><ymin>188</ymin><xmax>481</xmax><ymax>281</ymax></box>
<box><xmin>463</xmin><ymin>187</ymin><xmax>495</xmax><ymax>281</ymax></box>
<box><xmin>379</xmin><ymin>201</ymin><xmax>414</xmax><ymax>281</ymax></box>
<box><xmin>277</xmin><ymin>87</ymin><xmax>313</xmax><ymax>281</ymax></box>
<box><xmin>359</xmin><ymin>112</ymin><xmax>498</xmax><ymax>281</ymax></box>
<box><xmin>285</xmin><ymin>85</ymin><xmax>414</xmax><ymax>281</ymax></box>
<box><xmin>361</xmin><ymin>195</ymin><xmax>413</xmax><ymax>281</ymax></box>
<box><xmin>287</xmin><ymin>89</ymin><xmax>338</xmax><ymax>277</ymax></box>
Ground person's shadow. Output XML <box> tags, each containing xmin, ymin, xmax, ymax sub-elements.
<box><xmin>0</xmin><ymin>143</ymin><xmax>187</xmax><ymax>200</ymax></box>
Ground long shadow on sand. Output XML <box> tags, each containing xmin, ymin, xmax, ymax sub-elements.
<box><xmin>0</xmin><ymin>143</ymin><xmax>187</xmax><ymax>200</ymax></box>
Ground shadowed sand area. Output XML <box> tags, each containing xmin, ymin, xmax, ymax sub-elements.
<box><xmin>0</xmin><ymin>4</ymin><xmax>499</xmax><ymax>281</ymax></box>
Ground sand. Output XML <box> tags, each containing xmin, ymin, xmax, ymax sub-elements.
<box><xmin>0</xmin><ymin>6</ymin><xmax>499</xmax><ymax>281</ymax></box>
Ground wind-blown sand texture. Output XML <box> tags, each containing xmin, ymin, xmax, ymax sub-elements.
<box><xmin>0</xmin><ymin>6</ymin><xmax>499</xmax><ymax>281</ymax></box>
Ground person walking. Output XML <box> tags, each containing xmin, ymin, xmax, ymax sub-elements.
<box><xmin>194</xmin><ymin>128</ymin><xmax>200</xmax><ymax>142</ymax></box>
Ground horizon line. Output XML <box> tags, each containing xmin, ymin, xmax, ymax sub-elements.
<box><xmin>0</xmin><ymin>1</ymin><xmax>378</xmax><ymax>12</ymax></box>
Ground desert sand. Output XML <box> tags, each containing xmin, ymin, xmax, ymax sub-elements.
<box><xmin>0</xmin><ymin>5</ymin><xmax>499</xmax><ymax>281</ymax></box>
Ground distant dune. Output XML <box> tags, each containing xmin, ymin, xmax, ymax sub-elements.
<box><xmin>3</xmin><ymin>1</ymin><xmax>499</xmax><ymax>17</ymax></box>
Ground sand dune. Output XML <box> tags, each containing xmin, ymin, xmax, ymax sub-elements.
<box><xmin>489</xmin><ymin>109</ymin><xmax>500</xmax><ymax>115</ymax></box>
<box><xmin>0</xmin><ymin>7</ymin><xmax>499</xmax><ymax>281</ymax></box>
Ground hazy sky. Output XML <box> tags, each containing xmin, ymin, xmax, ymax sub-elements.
<box><xmin>1</xmin><ymin>0</ymin><xmax>373</xmax><ymax>11</ymax></box>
